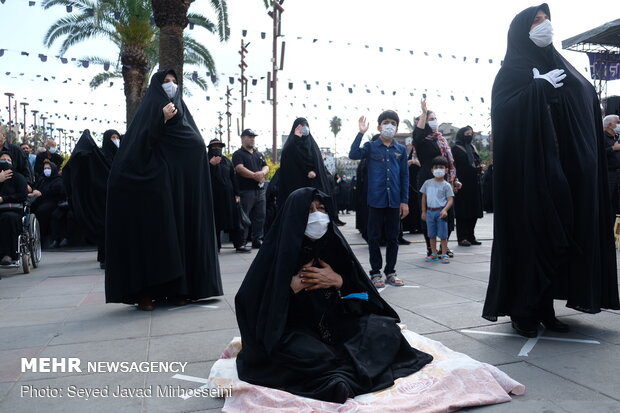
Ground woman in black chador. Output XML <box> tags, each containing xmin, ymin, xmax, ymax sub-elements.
<box><xmin>235</xmin><ymin>187</ymin><xmax>432</xmax><ymax>404</ymax></box>
<box><xmin>451</xmin><ymin>126</ymin><xmax>483</xmax><ymax>246</ymax></box>
<box><xmin>105</xmin><ymin>70</ymin><xmax>222</xmax><ymax>311</ymax></box>
<box><xmin>483</xmin><ymin>4</ymin><xmax>619</xmax><ymax>337</ymax></box>
<box><xmin>63</xmin><ymin>129</ymin><xmax>121</xmax><ymax>268</ymax></box>
<box><xmin>278</xmin><ymin>118</ymin><xmax>334</xmax><ymax>208</ymax></box>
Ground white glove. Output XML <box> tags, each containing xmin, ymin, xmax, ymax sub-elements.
<box><xmin>532</xmin><ymin>68</ymin><xmax>566</xmax><ymax>88</ymax></box>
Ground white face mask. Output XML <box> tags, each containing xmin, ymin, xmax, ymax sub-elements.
<box><xmin>433</xmin><ymin>168</ymin><xmax>446</xmax><ymax>178</ymax></box>
<box><xmin>43</xmin><ymin>168</ymin><xmax>52</xmax><ymax>177</ymax></box>
<box><xmin>615</xmin><ymin>124</ymin><xmax>620</xmax><ymax>134</ymax></box>
<box><xmin>301</xmin><ymin>125</ymin><xmax>310</xmax><ymax>136</ymax></box>
<box><xmin>529</xmin><ymin>19</ymin><xmax>553</xmax><ymax>48</ymax></box>
<box><xmin>304</xmin><ymin>211</ymin><xmax>330</xmax><ymax>240</ymax></box>
<box><xmin>381</xmin><ymin>124</ymin><xmax>396</xmax><ymax>138</ymax></box>
<box><xmin>111</xmin><ymin>138</ymin><xmax>120</xmax><ymax>148</ymax></box>
<box><xmin>428</xmin><ymin>120</ymin><xmax>439</xmax><ymax>131</ymax></box>
<box><xmin>162</xmin><ymin>82</ymin><xmax>178</xmax><ymax>99</ymax></box>
<box><xmin>48</xmin><ymin>146</ymin><xmax>57</xmax><ymax>154</ymax></box>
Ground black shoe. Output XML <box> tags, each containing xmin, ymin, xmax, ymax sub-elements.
<box><xmin>458</xmin><ymin>240</ymin><xmax>472</xmax><ymax>247</ymax></box>
<box><xmin>251</xmin><ymin>241</ymin><xmax>262</xmax><ymax>249</ymax></box>
<box><xmin>58</xmin><ymin>238</ymin><xmax>69</xmax><ymax>248</ymax></box>
<box><xmin>99</xmin><ymin>261</ymin><xmax>106</xmax><ymax>270</ymax></box>
<box><xmin>0</xmin><ymin>255</ymin><xmax>12</xmax><ymax>266</ymax></box>
<box><xmin>236</xmin><ymin>246</ymin><xmax>252</xmax><ymax>253</ymax></box>
<box><xmin>541</xmin><ymin>317</ymin><xmax>570</xmax><ymax>333</ymax></box>
<box><xmin>511</xmin><ymin>318</ymin><xmax>538</xmax><ymax>338</ymax></box>
<box><xmin>446</xmin><ymin>249</ymin><xmax>454</xmax><ymax>258</ymax></box>
<box><xmin>398</xmin><ymin>237</ymin><xmax>411</xmax><ymax>245</ymax></box>
<box><xmin>469</xmin><ymin>239</ymin><xmax>482</xmax><ymax>245</ymax></box>
<box><xmin>48</xmin><ymin>240</ymin><xmax>58</xmax><ymax>249</ymax></box>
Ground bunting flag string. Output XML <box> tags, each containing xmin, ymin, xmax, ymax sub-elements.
<box><xmin>0</xmin><ymin>47</ymin><xmax>115</xmax><ymax>70</ymax></box>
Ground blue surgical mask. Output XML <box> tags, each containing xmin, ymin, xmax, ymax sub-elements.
<box><xmin>433</xmin><ymin>168</ymin><xmax>446</xmax><ymax>178</ymax></box>
<box><xmin>48</xmin><ymin>146</ymin><xmax>57</xmax><ymax>154</ymax></box>
<box><xmin>301</xmin><ymin>125</ymin><xmax>310</xmax><ymax>136</ymax></box>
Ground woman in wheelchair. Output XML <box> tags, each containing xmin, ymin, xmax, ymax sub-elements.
<box><xmin>0</xmin><ymin>151</ymin><xmax>28</xmax><ymax>265</ymax></box>
<box><xmin>29</xmin><ymin>160</ymin><xmax>67</xmax><ymax>248</ymax></box>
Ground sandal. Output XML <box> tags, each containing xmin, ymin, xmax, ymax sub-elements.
<box><xmin>385</xmin><ymin>273</ymin><xmax>404</xmax><ymax>286</ymax></box>
<box><xmin>446</xmin><ymin>249</ymin><xmax>454</xmax><ymax>258</ymax></box>
<box><xmin>370</xmin><ymin>274</ymin><xmax>385</xmax><ymax>288</ymax></box>
<box><xmin>440</xmin><ymin>254</ymin><xmax>450</xmax><ymax>264</ymax></box>
<box><xmin>425</xmin><ymin>253</ymin><xmax>439</xmax><ymax>262</ymax></box>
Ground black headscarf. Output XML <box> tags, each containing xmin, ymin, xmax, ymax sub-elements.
<box><xmin>278</xmin><ymin>118</ymin><xmax>334</xmax><ymax>208</ymax></box>
<box><xmin>105</xmin><ymin>69</ymin><xmax>222</xmax><ymax>303</ymax></box>
<box><xmin>101</xmin><ymin>129</ymin><xmax>121</xmax><ymax>164</ymax></box>
<box><xmin>483</xmin><ymin>4</ymin><xmax>619</xmax><ymax>320</ymax></box>
<box><xmin>454</xmin><ymin>126</ymin><xmax>479</xmax><ymax>167</ymax></box>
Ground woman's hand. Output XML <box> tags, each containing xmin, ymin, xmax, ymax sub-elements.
<box><xmin>0</xmin><ymin>170</ymin><xmax>13</xmax><ymax>183</ymax></box>
<box><xmin>300</xmin><ymin>259</ymin><xmax>343</xmax><ymax>291</ymax></box>
<box><xmin>291</xmin><ymin>260</ymin><xmax>313</xmax><ymax>294</ymax></box>
<box><xmin>28</xmin><ymin>189</ymin><xmax>42</xmax><ymax>198</ymax></box>
<box><xmin>209</xmin><ymin>156</ymin><xmax>222</xmax><ymax>166</ymax></box>
<box><xmin>163</xmin><ymin>102</ymin><xmax>177</xmax><ymax>123</ymax></box>
<box><xmin>307</xmin><ymin>171</ymin><xmax>316</xmax><ymax>179</ymax></box>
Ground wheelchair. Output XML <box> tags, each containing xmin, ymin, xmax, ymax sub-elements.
<box><xmin>0</xmin><ymin>202</ymin><xmax>41</xmax><ymax>274</ymax></box>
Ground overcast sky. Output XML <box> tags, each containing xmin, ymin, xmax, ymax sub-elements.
<box><xmin>0</xmin><ymin>0</ymin><xmax>618</xmax><ymax>154</ymax></box>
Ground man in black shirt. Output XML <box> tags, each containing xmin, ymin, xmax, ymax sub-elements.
<box><xmin>603</xmin><ymin>114</ymin><xmax>620</xmax><ymax>216</ymax></box>
<box><xmin>232</xmin><ymin>129</ymin><xmax>269</xmax><ymax>248</ymax></box>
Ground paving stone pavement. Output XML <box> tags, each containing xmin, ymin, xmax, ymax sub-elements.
<box><xmin>0</xmin><ymin>212</ymin><xmax>619</xmax><ymax>413</ymax></box>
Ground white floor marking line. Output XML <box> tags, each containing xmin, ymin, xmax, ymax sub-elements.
<box><xmin>168</xmin><ymin>304</ymin><xmax>220</xmax><ymax>311</ymax></box>
<box><xmin>460</xmin><ymin>328</ymin><xmax>600</xmax><ymax>357</ymax></box>
<box><xmin>171</xmin><ymin>374</ymin><xmax>211</xmax><ymax>400</ymax></box>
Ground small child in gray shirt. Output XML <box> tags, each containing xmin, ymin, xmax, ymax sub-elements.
<box><xmin>420</xmin><ymin>156</ymin><xmax>454</xmax><ymax>263</ymax></box>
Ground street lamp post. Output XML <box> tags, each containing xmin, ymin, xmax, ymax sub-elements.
<box><xmin>31</xmin><ymin>110</ymin><xmax>39</xmax><ymax>134</ymax></box>
<box><xmin>40</xmin><ymin>116</ymin><xmax>48</xmax><ymax>140</ymax></box>
<box><xmin>4</xmin><ymin>93</ymin><xmax>14</xmax><ymax>132</ymax></box>
<box><xmin>48</xmin><ymin>122</ymin><xmax>54</xmax><ymax>144</ymax></box>
<box><xmin>20</xmin><ymin>102</ymin><xmax>29</xmax><ymax>142</ymax></box>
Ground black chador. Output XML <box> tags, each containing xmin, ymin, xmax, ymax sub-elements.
<box><xmin>105</xmin><ymin>70</ymin><xmax>222</xmax><ymax>304</ymax></box>
<box><xmin>63</xmin><ymin>130</ymin><xmax>114</xmax><ymax>265</ymax></box>
<box><xmin>235</xmin><ymin>187</ymin><xmax>432</xmax><ymax>403</ymax></box>
<box><xmin>483</xmin><ymin>4</ymin><xmax>619</xmax><ymax>325</ymax></box>
<box><xmin>278</xmin><ymin>118</ymin><xmax>334</xmax><ymax>206</ymax></box>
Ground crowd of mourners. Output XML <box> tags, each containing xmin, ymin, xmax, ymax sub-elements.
<box><xmin>2</xmin><ymin>4</ymin><xmax>620</xmax><ymax>404</ymax></box>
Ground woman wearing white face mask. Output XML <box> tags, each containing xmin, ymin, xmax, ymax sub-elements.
<box><xmin>483</xmin><ymin>4</ymin><xmax>619</xmax><ymax>337</ymax></box>
<box><xmin>235</xmin><ymin>187</ymin><xmax>433</xmax><ymax>404</ymax></box>
<box><xmin>101</xmin><ymin>129</ymin><xmax>122</xmax><ymax>164</ymax></box>
<box><xmin>29</xmin><ymin>161</ymin><xmax>68</xmax><ymax>249</ymax></box>
<box><xmin>413</xmin><ymin>100</ymin><xmax>460</xmax><ymax>257</ymax></box>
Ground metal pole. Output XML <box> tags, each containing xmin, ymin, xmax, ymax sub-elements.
<box><xmin>21</xmin><ymin>102</ymin><xmax>29</xmax><ymax>142</ymax></box>
<box><xmin>4</xmin><ymin>93</ymin><xmax>14</xmax><ymax>132</ymax></box>
<box><xmin>225</xmin><ymin>86</ymin><xmax>232</xmax><ymax>154</ymax></box>
<box><xmin>239</xmin><ymin>39</ymin><xmax>249</xmax><ymax>131</ymax></box>
<box><xmin>269</xmin><ymin>1</ymin><xmax>284</xmax><ymax>163</ymax></box>
<box><xmin>31</xmin><ymin>110</ymin><xmax>39</xmax><ymax>133</ymax></box>
<box><xmin>41</xmin><ymin>116</ymin><xmax>48</xmax><ymax>140</ymax></box>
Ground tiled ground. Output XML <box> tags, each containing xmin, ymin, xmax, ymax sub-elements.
<box><xmin>0</xmin><ymin>212</ymin><xmax>619</xmax><ymax>413</ymax></box>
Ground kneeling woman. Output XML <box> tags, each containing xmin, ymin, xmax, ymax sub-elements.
<box><xmin>235</xmin><ymin>187</ymin><xmax>433</xmax><ymax>403</ymax></box>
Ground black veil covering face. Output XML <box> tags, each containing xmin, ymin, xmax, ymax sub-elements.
<box><xmin>105</xmin><ymin>69</ymin><xmax>222</xmax><ymax>303</ymax></box>
<box><xmin>235</xmin><ymin>187</ymin><xmax>432</xmax><ymax>403</ymax></box>
<box><xmin>101</xmin><ymin>129</ymin><xmax>121</xmax><ymax>164</ymax></box>
<box><xmin>483</xmin><ymin>4</ymin><xmax>619</xmax><ymax>320</ymax></box>
<box><xmin>452</xmin><ymin>126</ymin><xmax>483</xmax><ymax>222</ymax></box>
<box><xmin>278</xmin><ymin>118</ymin><xmax>335</xmax><ymax>208</ymax></box>
<box><xmin>63</xmin><ymin>130</ymin><xmax>109</xmax><ymax>250</ymax></box>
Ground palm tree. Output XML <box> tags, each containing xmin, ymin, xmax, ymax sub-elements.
<box><xmin>42</xmin><ymin>0</ymin><xmax>226</xmax><ymax>124</ymax></box>
<box><xmin>152</xmin><ymin>0</ymin><xmax>228</xmax><ymax>93</ymax></box>
<box><xmin>329</xmin><ymin>115</ymin><xmax>342</xmax><ymax>155</ymax></box>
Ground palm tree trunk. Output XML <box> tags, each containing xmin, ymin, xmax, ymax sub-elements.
<box><xmin>152</xmin><ymin>0</ymin><xmax>193</xmax><ymax>94</ymax></box>
<box><xmin>121</xmin><ymin>45</ymin><xmax>149</xmax><ymax>125</ymax></box>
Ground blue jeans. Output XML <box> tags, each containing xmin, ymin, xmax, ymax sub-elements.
<box><xmin>426</xmin><ymin>209</ymin><xmax>448</xmax><ymax>239</ymax></box>
<box><xmin>367</xmin><ymin>207</ymin><xmax>400</xmax><ymax>275</ymax></box>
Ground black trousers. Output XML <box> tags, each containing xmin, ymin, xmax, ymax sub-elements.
<box><xmin>367</xmin><ymin>207</ymin><xmax>400</xmax><ymax>275</ymax></box>
<box><xmin>0</xmin><ymin>211</ymin><xmax>22</xmax><ymax>260</ymax></box>
<box><xmin>456</xmin><ymin>217</ymin><xmax>478</xmax><ymax>243</ymax></box>
<box><xmin>215</xmin><ymin>228</ymin><xmax>245</xmax><ymax>250</ymax></box>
